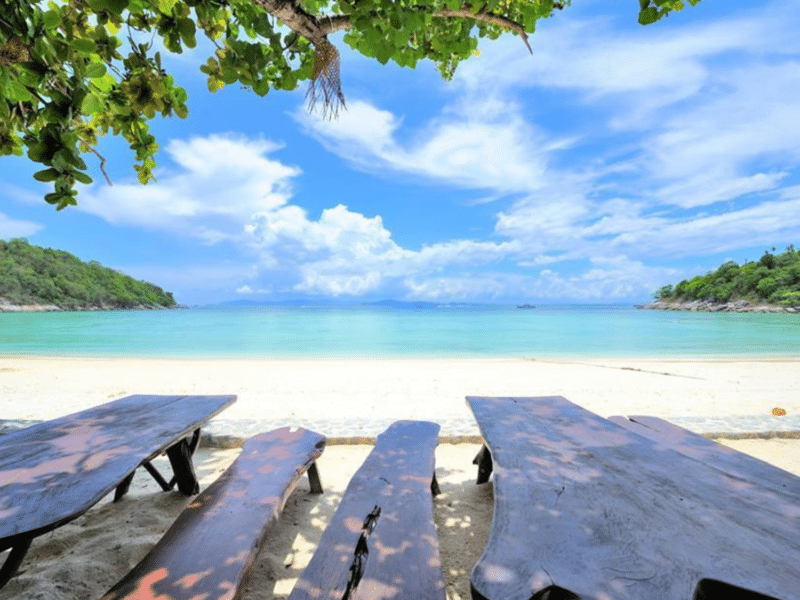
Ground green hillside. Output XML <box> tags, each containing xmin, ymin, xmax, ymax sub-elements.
<box><xmin>0</xmin><ymin>238</ymin><xmax>176</xmax><ymax>310</ymax></box>
<box><xmin>654</xmin><ymin>246</ymin><xmax>800</xmax><ymax>307</ymax></box>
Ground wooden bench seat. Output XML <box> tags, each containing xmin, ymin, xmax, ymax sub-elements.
<box><xmin>608</xmin><ymin>414</ymin><xmax>800</xmax><ymax>502</ymax></box>
<box><xmin>0</xmin><ymin>394</ymin><xmax>236</xmax><ymax>588</ymax></box>
<box><xmin>288</xmin><ymin>420</ymin><xmax>445</xmax><ymax>600</ymax></box>
<box><xmin>467</xmin><ymin>396</ymin><xmax>800</xmax><ymax>600</ymax></box>
<box><xmin>100</xmin><ymin>426</ymin><xmax>325</xmax><ymax>600</ymax></box>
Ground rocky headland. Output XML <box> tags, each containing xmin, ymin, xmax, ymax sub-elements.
<box><xmin>638</xmin><ymin>300</ymin><xmax>798</xmax><ymax>313</ymax></box>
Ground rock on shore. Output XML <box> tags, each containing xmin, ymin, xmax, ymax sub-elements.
<box><xmin>0</xmin><ymin>299</ymin><xmax>171</xmax><ymax>312</ymax></box>
<box><xmin>638</xmin><ymin>299</ymin><xmax>798</xmax><ymax>313</ymax></box>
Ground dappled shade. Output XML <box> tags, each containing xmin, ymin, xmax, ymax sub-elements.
<box><xmin>100</xmin><ymin>427</ymin><xmax>325</xmax><ymax>600</ymax></box>
<box><xmin>0</xmin><ymin>394</ymin><xmax>235</xmax><ymax>587</ymax></box>
<box><xmin>288</xmin><ymin>420</ymin><xmax>445</xmax><ymax>600</ymax></box>
<box><xmin>467</xmin><ymin>396</ymin><xmax>800</xmax><ymax>600</ymax></box>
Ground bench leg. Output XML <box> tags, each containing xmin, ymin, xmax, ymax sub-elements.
<box><xmin>114</xmin><ymin>472</ymin><xmax>136</xmax><ymax>502</ymax></box>
<box><xmin>307</xmin><ymin>461</ymin><xmax>323</xmax><ymax>494</ymax></box>
<box><xmin>431</xmin><ymin>472</ymin><xmax>441</xmax><ymax>496</ymax></box>
<box><xmin>0</xmin><ymin>538</ymin><xmax>32</xmax><ymax>590</ymax></box>
<box><xmin>473</xmin><ymin>444</ymin><xmax>493</xmax><ymax>484</ymax></box>
<box><xmin>166</xmin><ymin>437</ymin><xmax>200</xmax><ymax>495</ymax></box>
<box><xmin>142</xmin><ymin>460</ymin><xmax>173</xmax><ymax>491</ymax></box>
<box><xmin>186</xmin><ymin>427</ymin><xmax>201</xmax><ymax>454</ymax></box>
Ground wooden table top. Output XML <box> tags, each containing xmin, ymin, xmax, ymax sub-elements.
<box><xmin>468</xmin><ymin>395</ymin><xmax>800</xmax><ymax>600</ymax></box>
<box><xmin>0</xmin><ymin>394</ymin><xmax>236</xmax><ymax>545</ymax></box>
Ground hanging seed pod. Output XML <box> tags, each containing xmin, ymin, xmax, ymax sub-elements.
<box><xmin>306</xmin><ymin>39</ymin><xmax>346</xmax><ymax>120</ymax></box>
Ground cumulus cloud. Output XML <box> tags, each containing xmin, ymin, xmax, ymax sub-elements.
<box><xmin>24</xmin><ymin>1</ymin><xmax>799</xmax><ymax>304</ymax></box>
<box><xmin>291</xmin><ymin>0</ymin><xmax>800</xmax><ymax>301</ymax></box>
<box><xmin>0</xmin><ymin>212</ymin><xmax>43</xmax><ymax>238</ymax></box>
<box><xmin>243</xmin><ymin>203</ymin><xmax>519</xmax><ymax>297</ymax></box>
<box><xmin>77</xmin><ymin>134</ymin><xmax>301</xmax><ymax>242</ymax></box>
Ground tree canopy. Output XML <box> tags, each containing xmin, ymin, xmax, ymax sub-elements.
<box><xmin>0</xmin><ymin>237</ymin><xmax>177</xmax><ymax>309</ymax></box>
<box><xmin>1</xmin><ymin>0</ymin><xmax>699</xmax><ymax>209</ymax></box>
<box><xmin>654</xmin><ymin>246</ymin><xmax>800</xmax><ymax>307</ymax></box>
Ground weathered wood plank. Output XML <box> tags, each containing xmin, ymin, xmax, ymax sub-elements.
<box><xmin>0</xmin><ymin>394</ymin><xmax>236</xmax><ymax>545</ymax></box>
<box><xmin>100</xmin><ymin>427</ymin><xmax>325</xmax><ymax>600</ymax></box>
<box><xmin>289</xmin><ymin>420</ymin><xmax>445</xmax><ymax>600</ymax></box>
<box><xmin>468</xmin><ymin>396</ymin><xmax>800</xmax><ymax>600</ymax></box>
<box><xmin>608</xmin><ymin>415</ymin><xmax>800</xmax><ymax>502</ymax></box>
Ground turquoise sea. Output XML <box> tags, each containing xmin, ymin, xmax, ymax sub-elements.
<box><xmin>0</xmin><ymin>304</ymin><xmax>798</xmax><ymax>358</ymax></box>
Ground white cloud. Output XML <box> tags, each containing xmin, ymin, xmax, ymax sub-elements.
<box><xmin>293</xmin><ymin>0</ymin><xmax>800</xmax><ymax>290</ymax></box>
<box><xmin>457</xmin><ymin>2</ymin><xmax>800</xmax><ymax>103</ymax></box>
<box><xmin>244</xmin><ymin>203</ymin><xmax>520</xmax><ymax>297</ymax></box>
<box><xmin>78</xmin><ymin>134</ymin><xmax>301</xmax><ymax>243</ymax></box>
<box><xmin>0</xmin><ymin>212</ymin><xmax>43</xmax><ymax>238</ymax></box>
<box><xmin>296</xmin><ymin>98</ymin><xmax>550</xmax><ymax>194</ymax></box>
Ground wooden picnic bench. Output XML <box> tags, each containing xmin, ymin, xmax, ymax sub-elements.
<box><xmin>607</xmin><ymin>414</ymin><xmax>800</xmax><ymax>502</ymax></box>
<box><xmin>0</xmin><ymin>393</ymin><xmax>236</xmax><ymax>588</ymax></box>
<box><xmin>288</xmin><ymin>420</ymin><xmax>445</xmax><ymax>600</ymax></box>
<box><xmin>100</xmin><ymin>426</ymin><xmax>325</xmax><ymax>600</ymax></box>
<box><xmin>467</xmin><ymin>395</ymin><xmax>800</xmax><ymax>600</ymax></box>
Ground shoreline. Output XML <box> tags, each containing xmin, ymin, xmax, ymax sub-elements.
<box><xmin>1</xmin><ymin>355</ymin><xmax>798</xmax><ymax>439</ymax></box>
<box><xmin>638</xmin><ymin>299</ymin><xmax>799</xmax><ymax>313</ymax></box>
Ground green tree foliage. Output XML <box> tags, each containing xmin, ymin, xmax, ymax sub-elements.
<box><xmin>0</xmin><ymin>238</ymin><xmax>176</xmax><ymax>309</ymax></box>
<box><xmin>654</xmin><ymin>246</ymin><xmax>800</xmax><ymax>306</ymax></box>
<box><xmin>1</xmin><ymin>0</ymin><xmax>700</xmax><ymax>209</ymax></box>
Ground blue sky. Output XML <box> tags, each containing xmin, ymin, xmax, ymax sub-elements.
<box><xmin>3</xmin><ymin>0</ymin><xmax>800</xmax><ymax>305</ymax></box>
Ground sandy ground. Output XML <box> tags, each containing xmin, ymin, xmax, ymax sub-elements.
<box><xmin>1</xmin><ymin>356</ymin><xmax>799</xmax><ymax>426</ymax></box>
<box><xmin>0</xmin><ymin>356</ymin><xmax>798</xmax><ymax>599</ymax></box>
<box><xmin>1</xmin><ymin>440</ymin><xmax>798</xmax><ymax>600</ymax></box>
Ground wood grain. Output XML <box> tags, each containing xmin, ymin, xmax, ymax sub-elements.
<box><xmin>289</xmin><ymin>420</ymin><xmax>445</xmax><ymax>600</ymax></box>
<box><xmin>0</xmin><ymin>394</ymin><xmax>236</xmax><ymax>545</ymax></box>
<box><xmin>468</xmin><ymin>396</ymin><xmax>799</xmax><ymax>600</ymax></box>
<box><xmin>100</xmin><ymin>427</ymin><xmax>325</xmax><ymax>600</ymax></box>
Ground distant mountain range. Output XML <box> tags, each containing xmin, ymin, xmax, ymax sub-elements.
<box><xmin>209</xmin><ymin>298</ymin><xmax>505</xmax><ymax>309</ymax></box>
<box><xmin>0</xmin><ymin>238</ymin><xmax>176</xmax><ymax>311</ymax></box>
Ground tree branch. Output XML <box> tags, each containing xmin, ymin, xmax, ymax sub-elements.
<box><xmin>251</xmin><ymin>1</ymin><xmax>532</xmax><ymax>53</ymax></box>
<box><xmin>251</xmin><ymin>0</ymin><xmax>329</xmax><ymax>45</ymax></box>
<box><xmin>80</xmin><ymin>141</ymin><xmax>113</xmax><ymax>186</ymax></box>
<box><xmin>435</xmin><ymin>8</ymin><xmax>531</xmax><ymax>53</ymax></box>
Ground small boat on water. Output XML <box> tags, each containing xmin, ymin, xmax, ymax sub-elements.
<box><xmin>517</xmin><ymin>304</ymin><xmax>536</xmax><ymax>309</ymax></box>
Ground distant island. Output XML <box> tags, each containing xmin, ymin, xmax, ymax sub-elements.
<box><xmin>640</xmin><ymin>246</ymin><xmax>800</xmax><ymax>313</ymax></box>
<box><xmin>0</xmin><ymin>238</ymin><xmax>177</xmax><ymax>312</ymax></box>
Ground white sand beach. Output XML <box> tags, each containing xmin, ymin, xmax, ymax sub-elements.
<box><xmin>0</xmin><ymin>356</ymin><xmax>798</xmax><ymax>599</ymax></box>
<box><xmin>1</xmin><ymin>356</ymin><xmax>799</xmax><ymax>428</ymax></box>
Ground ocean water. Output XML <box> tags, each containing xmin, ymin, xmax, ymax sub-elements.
<box><xmin>0</xmin><ymin>304</ymin><xmax>798</xmax><ymax>359</ymax></box>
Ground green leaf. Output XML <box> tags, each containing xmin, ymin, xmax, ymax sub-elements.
<box><xmin>253</xmin><ymin>78</ymin><xmax>270</xmax><ymax>97</ymax></box>
<box><xmin>34</xmin><ymin>168</ymin><xmax>61</xmax><ymax>182</ymax></box>
<box><xmin>73</xmin><ymin>171</ymin><xmax>93</xmax><ymax>185</ymax></box>
<box><xmin>28</xmin><ymin>142</ymin><xmax>51</xmax><ymax>162</ymax></box>
<box><xmin>56</xmin><ymin>196</ymin><xmax>77</xmax><ymax>210</ymax></box>
<box><xmin>103</xmin><ymin>0</ymin><xmax>130</xmax><ymax>16</ymax></box>
<box><xmin>70</xmin><ymin>38</ymin><xmax>97</xmax><ymax>53</ymax></box>
<box><xmin>638</xmin><ymin>7</ymin><xmax>660</xmax><ymax>24</ymax></box>
<box><xmin>85</xmin><ymin>62</ymin><xmax>107</xmax><ymax>78</ymax></box>
<box><xmin>91</xmin><ymin>73</ymin><xmax>116</xmax><ymax>92</ymax></box>
<box><xmin>221</xmin><ymin>66</ymin><xmax>238</xmax><ymax>84</ymax></box>
<box><xmin>81</xmin><ymin>93</ymin><xmax>105</xmax><ymax>115</ymax></box>
<box><xmin>43</xmin><ymin>10</ymin><xmax>61</xmax><ymax>29</ymax></box>
<box><xmin>3</xmin><ymin>80</ymin><xmax>34</xmax><ymax>102</ymax></box>
<box><xmin>375</xmin><ymin>44</ymin><xmax>392</xmax><ymax>65</ymax></box>
<box><xmin>178</xmin><ymin>18</ymin><xmax>196</xmax><ymax>47</ymax></box>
